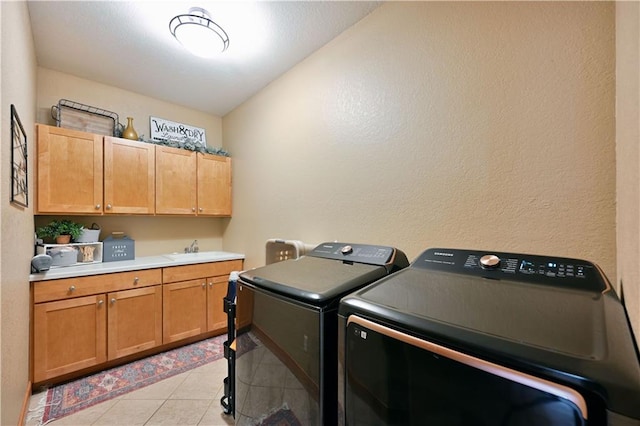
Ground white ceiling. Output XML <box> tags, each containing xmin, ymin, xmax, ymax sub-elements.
<box><xmin>27</xmin><ymin>1</ymin><xmax>382</xmax><ymax>116</ymax></box>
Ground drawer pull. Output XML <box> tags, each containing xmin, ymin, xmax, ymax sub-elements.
<box><xmin>133</xmin><ymin>277</ymin><xmax>139</xmax><ymax>284</ymax></box>
<box><xmin>69</xmin><ymin>285</ymin><xmax>76</xmax><ymax>292</ymax></box>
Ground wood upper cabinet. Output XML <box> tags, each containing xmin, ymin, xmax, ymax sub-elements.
<box><xmin>156</xmin><ymin>146</ymin><xmax>197</xmax><ymax>215</ymax></box>
<box><xmin>36</xmin><ymin>124</ymin><xmax>103</xmax><ymax>214</ymax></box>
<box><xmin>104</xmin><ymin>137</ymin><xmax>155</xmax><ymax>214</ymax></box>
<box><xmin>197</xmin><ymin>154</ymin><xmax>232</xmax><ymax>216</ymax></box>
<box><xmin>36</xmin><ymin>125</ymin><xmax>232</xmax><ymax>216</ymax></box>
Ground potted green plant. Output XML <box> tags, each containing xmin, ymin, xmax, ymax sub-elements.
<box><xmin>37</xmin><ymin>219</ymin><xmax>85</xmax><ymax>244</ymax></box>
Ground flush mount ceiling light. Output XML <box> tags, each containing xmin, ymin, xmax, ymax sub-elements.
<box><xmin>169</xmin><ymin>7</ymin><xmax>229</xmax><ymax>58</ymax></box>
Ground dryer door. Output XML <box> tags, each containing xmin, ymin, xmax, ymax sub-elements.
<box><xmin>344</xmin><ymin>316</ymin><xmax>588</xmax><ymax>426</ymax></box>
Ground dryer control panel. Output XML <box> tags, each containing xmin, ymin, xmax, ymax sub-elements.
<box><xmin>414</xmin><ymin>248</ymin><xmax>607</xmax><ymax>292</ymax></box>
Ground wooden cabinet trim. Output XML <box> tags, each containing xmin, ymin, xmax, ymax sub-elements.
<box><xmin>34</xmin><ymin>269</ymin><xmax>162</xmax><ymax>303</ymax></box>
<box><xmin>162</xmin><ymin>260</ymin><xmax>243</xmax><ymax>283</ymax></box>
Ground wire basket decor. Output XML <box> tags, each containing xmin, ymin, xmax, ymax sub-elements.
<box><xmin>51</xmin><ymin>99</ymin><xmax>120</xmax><ymax>136</ymax></box>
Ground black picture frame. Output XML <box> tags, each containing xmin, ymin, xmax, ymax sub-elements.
<box><xmin>11</xmin><ymin>104</ymin><xmax>28</xmax><ymax>207</ymax></box>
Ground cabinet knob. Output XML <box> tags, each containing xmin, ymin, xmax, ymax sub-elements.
<box><xmin>192</xmin><ymin>207</ymin><xmax>196</xmax><ymax>212</ymax></box>
<box><xmin>98</xmin><ymin>299</ymin><xmax>104</xmax><ymax>306</ymax></box>
<box><xmin>209</xmin><ymin>282</ymin><xmax>213</xmax><ymax>287</ymax></box>
<box><xmin>202</xmin><ymin>282</ymin><xmax>206</xmax><ymax>288</ymax></box>
<box><xmin>111</xmin><ymin>298</ymin><xmax>116</xmax><ymax>304</ymax></box>
<box><xmin>199</xmin><ymin>208</ymin><xmax>204</xmax><ymax>212</ymax></box>
<box><xmin>106</xmin><ymin>204</ymin><xmax>112</xmax><ymax>210</ymax></box>
<box><xmin>95</xmin><ymin>204</ymin><xmax>101</xmax><ymax>209</ymax></box>
<box><xmin>133</xmin><ymin>277</ymin><xmax>139</xmax><ymax>284</ymax></box>
<box><xmin>69</xmin><ymin>285</ymin><xmax>76</xmax><ymax>292</ymax></box>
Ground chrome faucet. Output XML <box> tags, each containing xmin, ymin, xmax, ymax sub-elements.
<box><xmin>185</xmin><ymin>240</ymin><xmax>199</xmax><ymax>253</ymax></box>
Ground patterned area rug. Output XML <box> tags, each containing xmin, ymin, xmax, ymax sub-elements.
<box><xmin>37</xmin><ymin>334</ymin><xmax>228</xmax><ymax>424</ymax></box>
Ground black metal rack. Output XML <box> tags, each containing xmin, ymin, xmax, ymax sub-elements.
<box><xmin>220</xmin><ymin>285</ymin><xmax>236</xmax><ymax>417</ymax></box>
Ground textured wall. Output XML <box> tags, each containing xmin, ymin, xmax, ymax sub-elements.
<box><xmin>0</xmin><ymin>1</ymin><xmax>37</xmax><ymax>423</ymax></box>
<box><xmin>223</xmin><ymin>2</ymin><xmax>616</xmax><ymax>284</ymax></box>
<box><xmin>36</xmin><ymin>69</ymin><xmax>228</xmax><ymax>256</ymax></box>
<box><xmin>616</xmin><ymin>2</ymin><xmax>640</xmax><ymax>340</ymax></box>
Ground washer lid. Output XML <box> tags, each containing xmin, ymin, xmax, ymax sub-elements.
<box><xmin>240</xmin><ymin>256</ymin><xmax>388</xmax><ymax>304</ymax></box>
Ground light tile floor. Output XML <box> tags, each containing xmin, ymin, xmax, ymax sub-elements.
<box><xmin>26</xmin><ymin>357</ymin><xmax>235</xmax><ymax>426</ymax></box>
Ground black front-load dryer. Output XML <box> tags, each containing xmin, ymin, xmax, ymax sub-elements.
<box><xmin>338</xmin><ymin>248</ymin><xmax>640</xmax><ymax>425</ymax></box>
<box><xmin>234</xmin><ymin>242</ymin><xmax>408</xmax><ymax>426</ymax></box>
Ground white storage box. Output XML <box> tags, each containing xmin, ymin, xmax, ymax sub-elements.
<box><xmin>37</xmin><ymin>242</ymin><xmax>103</xmax><ymax>267</ymax></box>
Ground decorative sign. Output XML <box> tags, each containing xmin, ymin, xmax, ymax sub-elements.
<box><xmin>149</xmin><ymin>116</ymin><xmax>207</xmax><ymax>146</ymax></box>
<box><xmin>10</xmin><ymin>104</ymin><xmax>28</xmax><ymax>208</ymax></box>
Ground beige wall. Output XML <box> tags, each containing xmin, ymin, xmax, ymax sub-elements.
<box><xmin>616</xmin><ymin>1</ymin><xmax>640</xmax><ymax>339</ymax></box>
<box><xmin>36</xmin><ymin>69</ymin><xmax>228</xmax><ymax>256</ymax></box>
<box><xmin>0</xmin><ymin>1</ymin><xmax>38</xmax><ymax>423</ymax></box>
<box><xmin>223</xmin><ymin>2</ymin><xmax>617</xmax><ymax>283</ymax></box>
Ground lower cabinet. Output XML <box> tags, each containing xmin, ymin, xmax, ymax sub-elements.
<box><xmin>107</xmin><ymin>285</ymin><xmax>162</xmax><ymax>360</ymax></box>
<box><xmin>31</xmin><ymin>260</ymin><xmax>242</xmax><ymax>385</ymax></box>
<box><xmin>207</xmin><ymin>275</ymin><xmax>228</xmax><ymax>332</ymax></box>
<box><xmin>163</xmin><ymin>279</ymin><xmax>208</xmax><ymax>343</ymax></box>
<box><xmin>33</xmin><ymin>294</ymin><xmax>107</xmax><ymax>383</ymax></box>
<box><xmin>162</xmin><ymin>260</ymin><xmax>243</xmax><ymax>343</ymax></box>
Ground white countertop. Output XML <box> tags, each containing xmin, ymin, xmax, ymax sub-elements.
<box><xmin>29</xmin><ymin>251</ymin><xmax>245</xmax><ymax>282</ymax></box>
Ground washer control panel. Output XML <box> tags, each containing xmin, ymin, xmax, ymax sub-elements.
<box><xmin>414</xmin><ymin>248</ymin><xmax>607</xmax><ymax>292</ymax></box>
<box><xmin>309</xmin><ymin>242</ymin><xmax>399</xmax><ymax>266</ymax></box>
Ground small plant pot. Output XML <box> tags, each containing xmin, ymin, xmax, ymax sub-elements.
<box><xmin>56</xmin><ymin>235</ymin><xmax>71</xmax><ymax>244</ymax></box>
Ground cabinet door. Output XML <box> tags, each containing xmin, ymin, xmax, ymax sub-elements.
<box><xmin>163</xmin><ymin>279</ymin><xmax>207</xmax><ymax>343</ymax></box>
<box><xmin>33</xmin><ymin>294</ymin><xmax>107</xmax><ymax>382</ymax></box>
<box><xmin>36</xmin><ymin>124</ymin><xmax>103</xmax><ymax>214</ymax></box>
<box><xmin>156</xmin><ymin>146</ymin><xmax>197</xmax><ymax>215</ymax></box>
<box><xmin>197</xmin><ymin>154</ymin><xmax>232</xmax><ymax>216</ymax></box>
<box><xmin>107</xmin><ymin>285</ymin><xmax>162</xmax><ymax>360</ymax></box>
<box><xmin>207</xmin><ymin>276</ymin><xmax>228</xmax><ymax>332</ymax></box>
<box><xmin>104</xmin><ymin>137</ymin><xmax>155</xmax><ymax>214</ymax></box>
<box><xmin>236</xmin><ymin>283</ymin><xmax>254</xmax><ymax>331</ymax></box>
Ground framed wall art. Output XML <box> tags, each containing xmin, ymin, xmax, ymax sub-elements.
<box><xmin>10</xmin><ymin>104</ymin><xmax>28</xmax><ymax>207</ymax></box>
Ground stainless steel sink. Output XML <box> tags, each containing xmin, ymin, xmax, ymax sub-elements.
<box><xmin>163</xmin><ymin>251</ymin><xmax>223</xmax><ymax>261</ymax></box>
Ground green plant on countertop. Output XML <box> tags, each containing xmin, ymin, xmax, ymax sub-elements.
<box><xmin>36</xmin><ymin>219</ymin><xmax>85</xmax><ymax>242</ymax></box>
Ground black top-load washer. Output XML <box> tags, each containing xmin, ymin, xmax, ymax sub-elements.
<box><xmin>234</xmin><ymin>242</ymin><xmax>409</xmax><ymax>425</ymax></box>
<box><xmin>338</xmin><ymin>248</ymin><xmax>640</xmax><ymax>426</ymax></box>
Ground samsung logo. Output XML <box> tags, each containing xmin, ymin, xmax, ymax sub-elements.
<box><xmin>433</xmin><ymin>252</ymin><xmax>454</xmax><ymax>257</ymax></box>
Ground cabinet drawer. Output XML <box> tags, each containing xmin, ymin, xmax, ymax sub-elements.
<box><xmin>33</xmin><ymin>269</ymin><xmax>162</xmax><ymax>303</ymax></box>
<box><xmin>162</xmin><ymin>260</ymin><xmax>243</xmax><ymax>283</ymax></box>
